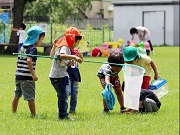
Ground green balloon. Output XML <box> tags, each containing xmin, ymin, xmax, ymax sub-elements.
<box><xmin>139</xmin><ymin>42</ymin><xmax>145</xmax><ymax>49</ymax></box>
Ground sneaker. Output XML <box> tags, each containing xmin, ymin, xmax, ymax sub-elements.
<box><xmin>31</xmin><ymin>114</ymin><xmax>39</xmax><ymax>119</ymax></box>
<box><xmin>69</xmin><ymin>111</ymin><xmax>76</xmax><ymax>115</ymax></box>
<box><xmin>59</xmin><ymin>116</ymin><xmax>74</xmax><ymax>121</ymax></box>
<box><xmin>103</xmin><ymin>109</ymin><xmax>110</xmax><ymax>114</ymax></box>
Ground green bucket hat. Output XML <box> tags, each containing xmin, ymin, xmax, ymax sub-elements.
<box><xmin>123</xmin><ymin>46</ymin><xmax>141</xmax><ymax>62</ymax></box>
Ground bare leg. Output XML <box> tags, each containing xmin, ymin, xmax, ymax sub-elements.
<box><xmin>113</xmin><ymin>88</ymin><xmax>124</xmax><ymax>108</ymax></box>
<box><xmin>103</xmin><ymin>99</ymin><xmax>108</xmax><ymax>109</ymax></box>
<box><xmin>28</xmin><ymin>100</ymin><xmax>36</xmax><ymax>116</ymax></box>
<box><xmin>12</xmin><ymin>96</ymin><xmax>20</xmax><ymax>113</ymax></box>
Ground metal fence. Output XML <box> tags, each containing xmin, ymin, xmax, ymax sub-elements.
<box><xmin>55</xmin><ymin>27</ymin><xmax>114</xmax><ymax>47</ymax></box>
<box><xmin>0</xmin><ymin>23</ymin><xmax>113</xmax><ymax>47</ymax></box>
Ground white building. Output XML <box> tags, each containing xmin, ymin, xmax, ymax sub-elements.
<box><xmin>112</xmin><ymin>0</ymin><xmax>179</xmax><ymax>46</ymax></box>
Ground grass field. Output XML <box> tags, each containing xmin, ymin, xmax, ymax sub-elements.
<box><xmin>0</xmin><ymin>46</ymin><xmax>179</xmax><ymax>135</ymax></box>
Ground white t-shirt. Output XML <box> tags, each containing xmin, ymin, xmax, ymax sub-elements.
<box><xmin>17</xmin><ymin>30</ymin><xmax>26</xmax><ymax>44</ymax></box>
<box><xmin>49</xmin><ymin>46</ymin><xmax>71</xmax><ymax>78</ymax></box>
<box><xmin>136</xmin><ymin>26</ymin><xmax>150</xmax><ymax>42</ymax></box>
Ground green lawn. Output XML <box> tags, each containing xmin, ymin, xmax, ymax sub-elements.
<box><xmin>0</xmin><ymin>46</ymin><xmax>179</xmax><ymax>135</ymax></box>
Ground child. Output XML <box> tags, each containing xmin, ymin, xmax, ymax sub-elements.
<box><xmin>123</xmin><ymin>46</ymin><xmax>159</xmax><ymax>89</ymax></box>
<box><xmin>130</xmin><ymin>26</ymin><xmax>154</xmax><ymax>54</ymax></box>
<box><xmin>77</xmin><ymin>35</ymin><xmax>90</xmax><ymax>56</ymax></box>
<box><xmin>97</xmin><ymin>52</ymin><xmax>126</xmax><ymax>113</ymax></box>
<box><xmin>66</xmin><ymin>48</ymin><xmax>83</xmax><ymax>114</ymax></box>
<box><xmin>49</xmin><ymin>27</ymin><xmax>82</xmax><ymax>120</ymax></box>
<box><xmin>91</xmin><ymin>46</ymin><xmax>101</xmax><ymax>57</ymax></box>
<box><xmin>12</xmin><ymin>26</ymin><xmax>45</xmax><ymax>117</ymax></box>
<box><xmin>11</xmin><ymin>23</ymin><xmax>26</xmax><ymax>52</ymax></box>
<box><xmin>122</xmin><ymin>82</ymin><xmax>161</xmax><ymax>113</ymax></box>
<box><xmin>101</xmin><ymin>42</ymin><xmax>110</xmax><ymax>57</ymax></box>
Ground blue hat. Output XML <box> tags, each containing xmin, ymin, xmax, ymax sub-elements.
<box><xmin>23</xmin><ymin>26</ymin><xmax>44</xmax><ymax>46</ymax></box>
<box><xmin>123</xmin><ymin>46</ymin><xmax>141</xmax><ymax>62</ymax></box>
<box><xmin>102</xmin><ymin>84</ymin><xmax>116</xmax><ymax>110</ymax></box>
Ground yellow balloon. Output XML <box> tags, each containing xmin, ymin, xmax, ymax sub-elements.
<box><xmin>129</xmin><ymin>42</ymin><xmax>135</xmax><ymax>46</ymax></box>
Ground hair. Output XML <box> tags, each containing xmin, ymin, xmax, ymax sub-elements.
<box><xmin>75</xmin><ymin>36</ymin><xmax>82</xmax><ymax>41</ymax></box>
<box><xmin>39</xmin><ymin>32</ymin><xmax>45</xmax><ymax>38</ymax></box>
<box><xmin>108</xmin><ymin>52</ymin><xmax>124</xmax><ymax>67</ymax></box>
<box><xmin>20</xmin><ymin>23</ymin><xmax>26</xmax><ymax>30</ymax></box>
<box><xmin>134</xmin><ymin>55</ymin><xmax>139</xmax><ymax>60</ymax></box>
<box><xmin>130</xmin><ymin>27</ymin><xmax>137</xmax><ymax>35</ymax></box>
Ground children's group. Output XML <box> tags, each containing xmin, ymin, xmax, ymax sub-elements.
<box><xmin>12</xmin><ymin>25</ymin><xmax>162</xmax><ymax>121</ymax></box>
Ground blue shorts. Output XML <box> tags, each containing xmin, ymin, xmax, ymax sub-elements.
<box><xmin>14</xmin><ymin>80</ymin><xmax>35</xmax><ymax>100</ymax></box>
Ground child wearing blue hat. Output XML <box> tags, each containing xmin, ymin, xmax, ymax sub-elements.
<box><xmin>123</xmin><ymin>46</ymin><xmax>159</xmax><ymax>89</ymax></box>
<box><xmin>12</xmin><ymin>26</ymin><xmax>45</xmax><ymax>117</ymax></box>
<box><xmin>97</xmin><ymin>52</ymin><xmax>126</xmax><ymax>113</ymax></box>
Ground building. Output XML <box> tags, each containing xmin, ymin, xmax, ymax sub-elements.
<box><xmin>85</xmin><ymin>0</ymin><xmax>114</xmax><ymax>19</ymax></box>
<box><xmin>112</xmin><ymin>0</ymin><xmax>179</xmax><ymax>46</ymax></box>
<box><xmin>0</xmin><ymin>0</ymin><xmax>14</xmax><ymax>17</ymax></box>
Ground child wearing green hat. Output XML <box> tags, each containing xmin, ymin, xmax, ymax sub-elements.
<box><xmin>123</xmin><ymin>46</ymin><xmax>159</xmax><ymax>89</ymax></box>
<box><xmin>12</xmin><ymin>26</ymin><xmax>45</xmax><ymax>117</ymax></box>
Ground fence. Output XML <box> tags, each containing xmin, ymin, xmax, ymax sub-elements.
<box><xmin>54</xmin><ymin>27</ymin><xmax>114</xmax><ymax>47</ymax></box>
<box><xmin>0</xmin><ymin>23</ymin><xmax>114</xmax><ymax>47</ymax></box>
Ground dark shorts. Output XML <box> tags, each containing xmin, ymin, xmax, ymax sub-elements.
<box><xmin>14</xmin><ymin>80</ymin><xmax>35</xmax><ymax>100</ymax></box>
<box><xmin>99</xmin><ymin>76</ymin><xmax>121</xmax><ymax>89</ymax></box>
<box><xmin>146</xmin><ymin>50</ymin><xmax>150</xmax><ymax>55</ymax></box>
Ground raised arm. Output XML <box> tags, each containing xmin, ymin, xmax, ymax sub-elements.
<box><xmin>11</xmin><ymin>27</ymin><xmax>19</xmax><ymax>32</ymax></box>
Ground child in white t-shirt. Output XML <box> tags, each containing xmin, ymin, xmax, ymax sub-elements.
<box><xmin>130</xmin><ymin>26</ymin><xmax>154</xmax><ymax>54</ymax></box>
<box><xmin>11</xmin><ymin>23</ymin><xmax>26</xmax><ymax>52</ymax></box>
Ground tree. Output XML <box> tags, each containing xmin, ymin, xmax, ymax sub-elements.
<box><xmin>4</xmin><ymin>0</ymin><xmax>92</xmax><ymax>54</ymax></box>
<box><xmin>4</xmin><ymin>0</ymin><xmax>35</xmax><ymax>54</ymax></box>
<box><xmin>24</xmin><ymin>0</ymin><xmax>92</xmax><ymax>24</ymax></box>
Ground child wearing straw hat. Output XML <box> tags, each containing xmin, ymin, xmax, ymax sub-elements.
<box><xmin>49</xmin><ymin>27</ymin><xmax>82</xmax><ymax>120</ymax></box>
<box><xmin>97</xmin><ymin>52</ymin><xmax>126</xmax><ymax>113</ymax></box>
<box><xmin>123</xmin><ymin>46</ymin><xmax>159</xmax><ymax>89</ymax></box>
<box><xmin>12</xmin><ymin>26</ymin><xmax>45</xmax><ymax>118</ymax></box>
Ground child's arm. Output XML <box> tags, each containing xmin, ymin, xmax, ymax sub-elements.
<box><xmin>78</xmin><ymin>50</ymin><xmax>83</xmax><ymax>59</ymax></box>
<box><xmin>11</xmin><ymin>28</ymin><xmax>19</xmax><ymax>32</ymax></box>
<box><xmin>60</xmin><ymin>54</ymin><xmax>82</xmax><ymax>63</ymax></box>
<box><xmin>50</xmin><ymin>44</ymin><xmax>57</xmax><ymax>58</ymax></box>
<box><xmin>131</xmin><ymin>35</ymin><xmax>134</xmax><ymax>40</ymax></box>
<box><xmin>143</xmin><ymin>30</ymin><xmax>146</xmax><ymax>38</ymax></box>
<box><xmin>150</xmin><ymin>60</ymin><xmax>159</xmax><ymax>80</ymax></box>
<box><xmin>105</xmin><ymin>76</ymin><xmax>110</xmax><ymax>84</ymax></box>
<box><xmin>105</xmin><ymin>76</ymin><xmax>113</xmax><ymax>87</ymax></box>
<box><xmin>27</xmin><ymin>57</ymin><xmax>38</xmax><ymax>81</ymax></box>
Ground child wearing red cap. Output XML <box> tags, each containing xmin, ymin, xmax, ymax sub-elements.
<box><xmin>49</xmin><ymin>27</ymin><xmax>82</xmax><ymax>120</ymax></box>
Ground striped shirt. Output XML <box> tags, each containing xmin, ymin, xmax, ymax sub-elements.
<box><xmin>97</xmin><ymin>64</ymin><xmax>118</xmax><ymax>78</ymax></box>
<box><xmin>15</xmin><ymin>45</ymin><xmax>37</xmax><ymax>80</ymax></box>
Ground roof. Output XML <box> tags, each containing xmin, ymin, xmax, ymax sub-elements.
<box><xmin>112</xmin><ymin>0</ymin><xmax>179</xmax><ymax>5</ymax></box>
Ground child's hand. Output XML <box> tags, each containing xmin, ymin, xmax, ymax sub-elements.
<box><xmin>109</xmin><ymin>83</ymin><xmax>114</xmax><ymax>88</ymax></box>
<box><xmin>67</xmin><ymin>60</ymin><xmax>75</xmax><ymax>66</ymax></box>
<box><xmin>152</xmin><ymin>51</ymin><xmax>155</xmax><ymax>54</ymax></box>
<box><xmin>74</xmin><ymin>56</ymin><xmax>82</xmax><ymax>63</ymax></box>
<box><xmin>154</xmin><ymin>74</ymin><xmax>159</xmax><ymax>80</ymax></box>
<box><xmin>32</xmin><ymin>74</ymin><xmax>38</xmax><ymax>81</ymax></box>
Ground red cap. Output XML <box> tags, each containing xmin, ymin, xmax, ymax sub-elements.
<box><xmin>55</xmin><ymin>27</ymin><xmax>82</xmax><ymax>48</ymax></box>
